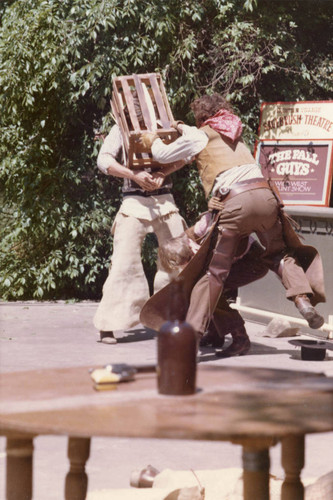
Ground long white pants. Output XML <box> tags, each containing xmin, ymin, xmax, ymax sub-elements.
<box><xmin>93</xmin><ymin>211</ymin><xmax>186</xmax><ymax>332</ymax></box>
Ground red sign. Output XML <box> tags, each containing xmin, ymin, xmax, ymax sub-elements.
<box><xmin>256</xmin><ymin>101</ymin><xmax>333</xmax><ymax>206</ymax></box>
<box><xmin>256</xmin><ymin>141</ymin><xmax>332</xmax><ymax>206</ymax></box>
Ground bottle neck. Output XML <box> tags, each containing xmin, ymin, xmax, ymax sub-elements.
<box><xmin>168</xmin><ymin>277</ymin><xmax>187</xmax><ymax>322</ymax></box>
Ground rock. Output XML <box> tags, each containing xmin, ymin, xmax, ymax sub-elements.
<box><xmin>261</xmin><ymin>318</ymin><xmax>300</xmax><ymax>338</ymax></box>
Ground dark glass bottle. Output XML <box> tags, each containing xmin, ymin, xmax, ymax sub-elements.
<box><xmin>157</xmin><ymin>277</ymin><xmax>197</xmax><ymax>395</ymax></box>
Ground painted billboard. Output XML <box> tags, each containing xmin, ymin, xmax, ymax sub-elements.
<box><xmin>256</xmin><ymin>101</ymin><xmax>333</xmax><ymax>206</ymax></box>
<box><xmin>258</xmin><ymin>101</ymin><xmax>333</xmax><ymax>141</ymax></box>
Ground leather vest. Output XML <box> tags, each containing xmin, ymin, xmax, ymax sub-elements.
<box><xmin>196</xmin><ymin>125</ymin><xmax>256</xmax><ymax>197</ymax></box>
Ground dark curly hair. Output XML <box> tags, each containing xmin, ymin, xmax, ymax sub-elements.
<box><xmin>190</xmin><ymin>93</ymin><xmax>235</xmax><ymax>127</ymax></box>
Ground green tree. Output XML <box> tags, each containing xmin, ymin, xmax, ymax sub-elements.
<box><xmin>1</xmin><ymin>0</ymin><xmax>332</xmax><ymax>300</ymax></box>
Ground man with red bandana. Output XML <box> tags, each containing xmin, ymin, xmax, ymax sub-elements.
<box><xmin>140</xmin><ymin>93</ymin><xmax>325</xmax><ymax>357</ymax></box>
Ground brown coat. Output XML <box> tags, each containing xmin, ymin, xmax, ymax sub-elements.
<box><xmin>140</xmin><ymin>220</ymin><xmax>217</xmax><ymax>332</ymax></box>
<box><xmin>140</xmin><ymin>211</ymin><xmax>325</xmax><ymax>332</ymax></box>
<box><xmin>279</xmin><ymin>210</ymin><xmax>325</xmax><ymax>305</ymax></box>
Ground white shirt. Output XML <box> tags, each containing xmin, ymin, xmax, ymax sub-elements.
<box><xmin>152</xmin><ymin>123</ymin><xmax>262</xmax><ymax>194</ymax></box>
<box><xmin>97</xmin><ymin>125</ymin><xmax>179</xmax><ymax>221</ymax></box>
<box><xmin>151</xmin><ymin>124</ymin><xmax>208</xmax><ymax>164</ymax></box>
<box><xmin>97</xmin><ymin>125</ymin><xmax>124</xmax><ymax>175</ymax></box>
<box><xmin>212</xmin><ymin>164</ymin><xmax>263</xmax><ymax>195</ymax></box>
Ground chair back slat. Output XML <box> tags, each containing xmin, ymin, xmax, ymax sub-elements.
<box><xmin>149</xmin><ymin>74</ymin><xmax>170</xmax><ymax>128</ymax></box>
<box><xmin>120</xmin><ymin>76</ymin><xmax>141</xmax><ymax>131</ymax></box>
<box><xmin>133</xmin><ymin>74</ymin><xmax>154</xmax><ymax>131</ymax></box>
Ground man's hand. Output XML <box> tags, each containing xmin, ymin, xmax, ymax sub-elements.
<box><xmin>151</xmin><ymin>171</ymin><xmax>166</xmax><ymax>189</ymax></box>
<box><xmin>140</xmin><ymin>132</ymin><xmax>159</xmax><ymax>149</ymax></box>
<box><xmin>131</xmin><ymin>170</ymin><xmax>159</xmax><ymax>191</ymax></box>
<box><xmin>170</xmin><ymin>120</ymin><xmax>184</xmax><ymax>134</ymax></box>
<box><xmin>208</xmin><ymin>196</ymin><xmax>224</xmax><ymax>212</ymax></box>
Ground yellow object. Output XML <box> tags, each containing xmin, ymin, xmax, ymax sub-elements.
<box><xmin>140</xmin><ymin>132</ymin><xmax>159</xmax><ymax>149</ymax></box>
<box><xmin>90</xmin><ymin>369</ymin><xmax>121</xmax><ymax>384</ymax></box>
<box><xmin>93</xmin><ymin>383</ymin><xmax>118</xmax><ymax>392</ymax></box>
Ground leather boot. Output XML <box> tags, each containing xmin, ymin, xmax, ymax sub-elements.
<box><xmin>200</xmin><ymin>321</ymin><xmax>225</xmax><ymax>348</ymax></box>
<box><xmin>99</xmin><ymin>331</ymin><xmax>117</xmax><ymax>344</ymax></box>
<box><xmin>294</xmin><ymin>294</ymin><xmax>324</xmax><ymax>329</ymax></box>
<box><xmin>216</xmin><ymin>325</ymin><xmax>251</xmax><ymax>358</ymax></box>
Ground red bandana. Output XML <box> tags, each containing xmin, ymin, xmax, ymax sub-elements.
<box><xmin>202</xmin><ymin>109</ymin><xmax>243</xmax><ymax>142</ymax></box>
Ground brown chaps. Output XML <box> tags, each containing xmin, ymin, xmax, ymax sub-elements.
<box><xmin>186</xmin><ymin>187</ymin><xmax>324</xmax><ymax>334</ymax></box>
<box><xmin>140</xmin><ymin>186</ymin><xmax>325</xmax><ymax>334</ymax></box>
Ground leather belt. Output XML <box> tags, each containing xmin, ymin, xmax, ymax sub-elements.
<box><xmin>123</xmin><ymin>188</ymin><xmax>171</xmax><ymax>198</ymax></box>
<box><xmin>218</xmin><ymin>178</ymin><xmax>270</xmax><ymax>202</ymax></box>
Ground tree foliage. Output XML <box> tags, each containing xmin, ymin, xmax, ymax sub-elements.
<box><xmin>1</xmin><ymin>0</ymin><xmax>332</xmax><ymax>300</ymax></box>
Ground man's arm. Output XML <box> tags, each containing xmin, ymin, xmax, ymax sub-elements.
<box><xmin>150</xmin><ymin>160</ymin><xmax>186</xmax><ymax>189</ymax></box>
<box><xmin>150</xmin><ymin>124</ymin><xmax>208</xmax><ymax>164</ymax></box>
<box><xmin>97</xmin><ymin>125</ymin><xmax>158</xmax><ymax>191</ymax></box>
<box><xmin>106</xmin><ymin>157</ymin><xmax>159</xmax><ymax>191</ymax></box>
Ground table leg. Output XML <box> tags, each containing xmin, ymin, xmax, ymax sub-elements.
<box><xmin>6</xmin><ymin>437</ymin><xmax>34</xmax><ymax>500</ymax></box>
<box><xmin>242</xmin><ymin>445</ymin><xmax>270</xmax><ymax>500</ymax></box>
<box><xmin>65</xmin><ymin>437</ymin><xmax>91</xmax><ymax>500</ymax></box>
<box><xmin>281</xmin><ymin>434</ymin><xmax>305</xmax><ymax>500</ymax></box>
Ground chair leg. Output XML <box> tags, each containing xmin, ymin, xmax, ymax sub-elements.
<box><xmin>65</xmin><ymin>437</ymin><xmax>91</xmax><ymax>500</ymax></box>
<box><xmin>232</xmin><ymin>437</ymin><xmax>276</xmax><ymax>500</ymax></box>
<box><xmin>242</xmin><ymin>446</ymin><xmax>270</xmax><ymax>500</ymax></box>
<box><xmin>281</xmin><ymin>435</ymin><xmax>305</xmax><ymax>500</ymax></box>
<box><xmin>6</xmin><ymin>436</ymin><xmax>34</xmax><ymax>500</ymax></box>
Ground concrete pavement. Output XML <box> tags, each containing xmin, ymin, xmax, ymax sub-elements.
<box><xmin>0</xmin><ymin>301</ymin><xmax>333</xmax><ymax>499</ymax></box>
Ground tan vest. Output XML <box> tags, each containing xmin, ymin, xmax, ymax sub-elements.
<box><xmin>196</xmin><ymin>125</ymin><xmax>256</xmax><ymax>197</ymax></box>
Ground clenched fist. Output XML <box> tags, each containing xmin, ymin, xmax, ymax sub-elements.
<box><xmin>131</xmin><ymin>170</ymin><xmax>159</xmax><ymax>191</ymax></box>
<box><xmin>208</xmin><ymin>196</ymin><xmax>225</xmax><ymax>212</ymax></box>
<box><xmin>140</xmin><ymin>132</ymin><xmax>159</xmax><ymax>149</ymax></box>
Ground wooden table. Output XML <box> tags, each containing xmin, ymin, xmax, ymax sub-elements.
<box><xmin>1</xmin><ymin>365</ymin><xmax>333</xmax><ymax>500</ymax></box>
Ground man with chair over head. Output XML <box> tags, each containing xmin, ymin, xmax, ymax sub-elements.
<box><xmin>93</xmin><ymin>74</ymin><xmax>192</xmax><ymax>344</ymax></box>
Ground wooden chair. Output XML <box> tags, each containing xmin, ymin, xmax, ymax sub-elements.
<box><xmin>111</xmin><ymin>73</ymin><xmax>178</xmax><ymax>169</ymax></box>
